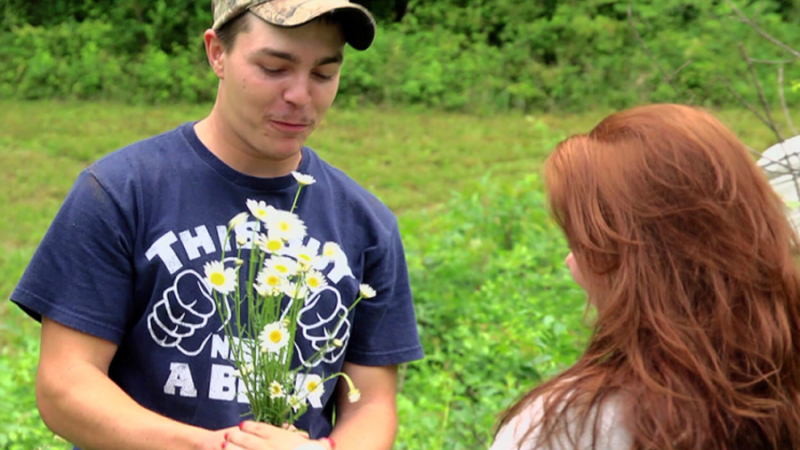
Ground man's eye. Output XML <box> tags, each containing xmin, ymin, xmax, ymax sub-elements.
<box><xmin>314</xmin><ymin>72</ymin><xmax>335</xmax><ymax>81</ymax></box>
<box><xmin>261</xmin><ymin>67</ymin><xmax>284</xmax><ymax>75</ymax></box>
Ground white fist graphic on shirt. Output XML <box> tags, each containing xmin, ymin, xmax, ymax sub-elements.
<box><xmin>295</xmin><ymin>286</ymin><xmax>351</xmax><ymax>366</ymax></box>
<box><xmin>147</xmin><ymin>268</ymin><xmax>228</xmax><ymax>356</ymax></box>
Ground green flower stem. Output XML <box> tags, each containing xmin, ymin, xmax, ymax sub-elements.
<box><xmin>290</xmin><ymin>185</ymin><xmax>304</xmax><ymax>213</ymax></box>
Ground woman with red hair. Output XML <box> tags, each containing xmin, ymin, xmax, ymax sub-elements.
<box><xmin>491</xmin><ymin>104</ymin><xmax>800</xmax><ymax>450</ymax></box>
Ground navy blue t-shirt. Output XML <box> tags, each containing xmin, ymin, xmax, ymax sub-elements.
<box><xmin>11</xmin><ymin>122</ymin><xmax>424</xmax><ymax>444</ymax></box>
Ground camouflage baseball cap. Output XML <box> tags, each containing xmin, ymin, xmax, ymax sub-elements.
<box><xmin>212</xmin><ymin>0</ymin><xmax>376</xmax><ymax>50</ymax></box>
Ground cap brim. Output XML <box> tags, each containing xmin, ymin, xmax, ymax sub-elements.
<box><xmin>250</xmin><ymin>0</ymin><xmax>376</xmax><ymax>51</ymax></box>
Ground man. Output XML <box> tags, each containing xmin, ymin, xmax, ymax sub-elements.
<box><xmin>10</xmin><ymin>1</ymin><xmax>424</xmax><ymax>449</ymax></box>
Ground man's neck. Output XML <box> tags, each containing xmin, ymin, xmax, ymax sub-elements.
<box><xmin>194</xmin><ymin>110</ymin><xmax>302</xmax><ymax>179</ymax></box>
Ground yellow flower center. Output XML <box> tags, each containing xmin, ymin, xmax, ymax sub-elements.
<box><xmin>267</xmin><ymin>240</ymin><xmax>283</xmax><ymax>252</ymax></box>
<box><xmin>308</xmin><ymin>277</ymin><xmax>320</xmax><ymax>288</ymax></box>
<box><xmin>269</xmin><ymin>330</ymin><xmax>283</xmax><ymax>343</ymax></box>
<box><xmin>279</xmin><ymin>222</ymin><xmax>290</xmax><ymax>232</ymax></box>
<box><xmin>271</xmin><ymin>385</ymin><xmax>281</xmax><ymax>394</ymax></box>
<box><xmin>275</xmin><ymin>264</ymin><xmax>289</xmax><ymax>274</ymax></box>
<box><xmin>210</xmin><ymin>272</ymin><xmax>226</xmax><ymax>286</ymax></box>
<box><xmin>267</xmin><ymin>275</ymin><xmax>280</xmax><ymax>286</ymax></box>
<box><xmin>308</xmin><ymin>381</ymin><xmax>318</xmax><ymax>392</ymax></box>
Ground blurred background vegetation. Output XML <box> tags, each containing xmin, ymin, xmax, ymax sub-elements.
<box><xmin>1</xmin><ymin>0</ymin><xmax>799</xmax><ymax>449</ymax></box>
<box><xmin>1</xmin><ymin>0</ymin><xmax>798</xmax><ymax>110</ymax></box>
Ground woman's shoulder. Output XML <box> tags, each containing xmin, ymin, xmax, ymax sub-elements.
<box><xmin>490</xmin><ymin>389</ymin><xmax>632</xmax><ymax>450</ymax></box>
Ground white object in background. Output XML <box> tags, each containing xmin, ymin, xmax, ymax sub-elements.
<box><xmin>757</xmin><ymin>135</ymin><xmax>800</xmax><ymax>234</ymax></box>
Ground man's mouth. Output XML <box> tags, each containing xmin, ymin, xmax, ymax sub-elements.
<box><xmin>269</xmin><ymin>120</ymin><xmax>310</xmax><ymax>133</ymax></box>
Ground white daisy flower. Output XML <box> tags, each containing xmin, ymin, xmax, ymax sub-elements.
<box><xmin>268</xmin><ymin>381</ymin><xmax>285</xmax><ymax>399</ymax></box>
<box><xmin>203</xmin><ymin>261</ymin><xmax>237</xmax><ymax>295</ymax></box>
<box><xmin>266</xmin><ymin>210</ymin><xmax>307</xmax><ymax>242</ymax></box>
<box><xmin>288</xmin><ymin>394</ymin><xmax>304</xmax><ymax>412</ymax></box>
<box><xmin>291</xmin><ymin>172</ymin><xmax>316</xmax><ymax>186</ymax></box>
<box><xmin>258</xmin><ymin>322</ymin><xmax>289</xmax><ymax>354</ymax></box>
<box><xmin>254</xmin><ymin>232</ymin><xmax>285</xmax><ymax>254</ymax></box>
<box><xmin>339</xmin><ymin>373</ymin><xmax>361</xmax><ymax>404</ymax></box>
<box><xmin>304</xmin><ymin>270</ymin><xmax>328</xmax><ymax>292</ymax></box>
<box><xmin>227</xmin><ymin>212</ymin><xmax>249</xmax><ymax>230</ymax></box>
<box><xmin>359</xmin><ymin>283</ymin><xmax>377</xmax><ymax>299</ymax></box>
<box><xmin>282</xmin><ymin>282</ymin><xmax>309</xmax><ymax>301</ymax></box>
<box><xmin>232</xmin><ymin>362</ymin><xmax>254</xmax><ymax>378</ymax></box>
<box><xmin>348</xmin><ymin>389</ymin><xmax>361</xmax><ymax>403</ymax></box>
<box><xmin>256</xmin><ymin>268</ymin><xmax>287</xmax><ymax>291</ymax></box>
<box><xmin>322</xmin><ymin>242</ymin><xmax>342</xmax><ymax>259</ymax></box>
<box><xmin>296</xmin><ymin>373</ymin><xmax>325</xmax><ymax>408</ymax></box>
<box><xmin>255</xmin><ymin>282</ymin><xmax>283</xmax><ymax>298</ymax></box>
<box><xmin>294</xmin><ymin>246</ymin><xmax>319</xmax><ymax>272</ymax></box>
<box><xmin>246</xmin><ymin>199</ymin><xmax>275</xmax><ymax>223</ymax></box>
<box><xmin>265</xmin><ymin>256</ymin><xmax>299</xmax><ymax>277</ymax></box>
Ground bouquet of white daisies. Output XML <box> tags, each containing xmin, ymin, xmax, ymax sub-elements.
<box><xmin>204</xmin><ymin>172</ymin><xmax>374</xmax><ymax>426</ymax></box>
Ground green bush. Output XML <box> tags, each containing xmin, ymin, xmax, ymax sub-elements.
<box><xmin>1</xmin><ymin>0</ymin><xmax>798</xmax><ymax>111</ymax></box>
<box><xmin>0</xmin><ymin>326</ymin><xmax>68</xmax><ymax>450</ymax></box>
<box><xmin>396</xmin><ymin>174</ymin><xmax>589</xmax><ymax>449</ymax></box>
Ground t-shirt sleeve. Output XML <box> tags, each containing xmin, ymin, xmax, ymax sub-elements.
<box><xmin>345</xmin><ymin>219</ymin><xmax>424</xmax><ymax>366</ymax></box>
<box><xmin>11</xmin><ymin>169</ymin><xmax>136</xmax><ymax>345</ymax></box>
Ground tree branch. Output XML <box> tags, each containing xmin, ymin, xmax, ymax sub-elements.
<box><xmin>627</xmin><ymin>1</ymin><xmax>695</xmax><ymax>101</ymax></box>
<box><xmin>627</xmin><ymin>2</ymin><xmax>669</xmax><ymax>82</ymax></box>
<box><xmin>750</xmin><ymin>58</ymin><xmax>796</xmax><ymax>65</ymax></box>
<box><xmin>753</xmin><ymin>147</ymin><xmax>798</xmax><ymax>175</ymax></box>
<box><xmin>778</xmin><ymin>65</ymin><xmax>798</xmax><ymax>136</ymax></box>
<box><xmin>724</xmin><ymin>0</ymin><xmax>800</xmax><ymax>60</ymax></box>
<box><xmin>718</xmin><ymin>76</ymin><xmax>771</xmax><ymax>129</ymax></box>
<box><xmin>668</xmin><ymin>59</ymin><xmax>694</xmax><ymax>81</ymax></box>
<box><xmin>739</xmin><ymin>44</ymin><xmax>783</xmax><ymax>142</ymax></box>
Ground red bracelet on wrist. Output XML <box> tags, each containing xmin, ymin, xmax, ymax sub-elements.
<box><xmin>321</xmin><ymin>437</ymin><xmax>336</xmax><ymax>450</ymax></box>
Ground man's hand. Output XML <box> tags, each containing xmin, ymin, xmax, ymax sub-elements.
<box><xmin>222</xmin><ymin>422</ymin><xmax>328</xmax><ymax>450</ymax></box>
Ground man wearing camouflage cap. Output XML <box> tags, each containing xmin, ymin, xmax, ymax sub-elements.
<box><xmin>11</xmin><ymin>1</ymin><xmax>424</xmax><ymax>449</ymax></box>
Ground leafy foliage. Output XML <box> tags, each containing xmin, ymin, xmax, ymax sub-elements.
<box><xmin>0</xmin><ymin>327</ymin><xmax>68</xmax><ymax>449</ymax></box>
<box><xmin>1</xmin><ymin>0</ymin><xmax>798</xmax><ymax>111</ymax></box>
<box><xmin>395</xmin><ymin>173</ymin><xmax>589</xmax><ymax>448</ymax></box>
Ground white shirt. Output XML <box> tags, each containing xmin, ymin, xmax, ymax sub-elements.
<box><xmin>490</xmin><ymin>394</ymin><xmax>632</xmax><ymax>450</ymax></box>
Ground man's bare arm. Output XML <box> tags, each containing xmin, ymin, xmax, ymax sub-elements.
<box><xmin>328</xmin><ymin>362</ymin><xmax>399</xmax><ymax>450</ymax></box>
<box><xmin>37</xmin><ymin>318</ymin><xmax>233</xmax><ymax>450</ymax></box>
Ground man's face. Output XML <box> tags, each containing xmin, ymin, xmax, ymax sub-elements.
<box><xmin>213</xmin><ymin>15</ymin><xmax>345</xmax><ymax>163</ymax></box>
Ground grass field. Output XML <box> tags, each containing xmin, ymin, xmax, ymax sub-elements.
<box><xmin>1</xmin><ymin>99</ymin><xmax>796</xmax><ymax>449</ymax></box>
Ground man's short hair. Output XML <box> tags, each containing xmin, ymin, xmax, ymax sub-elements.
<box><xmin>215</xmin><ymin>11</ymin><xmax>252</xmax><ymax>51</ymax></box>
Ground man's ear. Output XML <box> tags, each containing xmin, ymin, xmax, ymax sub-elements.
<box><xmin>204</xmin><ymin>29</ymin><xmax>226</xmax><ymax>79</ymax></box>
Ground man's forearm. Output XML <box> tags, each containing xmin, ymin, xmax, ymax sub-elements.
<box><xmin>329</xmin><ymin>402</ymin><xmax>398</xmax><ymax>450</ymax></box>
<box><xmin>38</xmin><ymin>362</ymin><xmax>218</xmax><ymax>450</ymax></box>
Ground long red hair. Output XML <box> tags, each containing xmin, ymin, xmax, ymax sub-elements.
<box><xmin>497</xmin><ymin>104</ymin><xmax>800</xmax><ymax>449</ymax></box>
